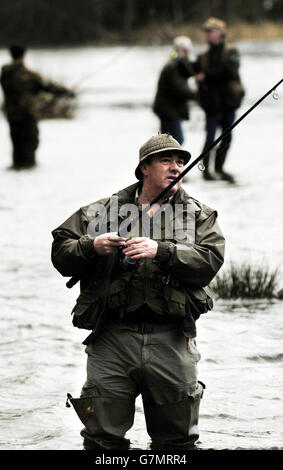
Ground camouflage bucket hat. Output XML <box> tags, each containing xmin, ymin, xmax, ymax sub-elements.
<box><xmin>135</xmin><ymin>133</ymin><xmax>191</xmax><ymax>180</ymax></box>
<box><xmin>202</xmin><ymin>17</ymin><xmax>227</xmax><ymax>32</ymax></box>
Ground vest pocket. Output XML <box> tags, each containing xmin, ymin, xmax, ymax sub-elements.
<box><xmin>106</xmin><ymin>279</ymin><xmax>127</xmax><ymax>310</ymax></box>
<box><xmin>164</xmin><ymin>286</ymin><xmax>187</xmax><ymax>317</ymax></box>
<box><xmin>71</xmin><ymin>291</ymin><xmax>102</xmax><ymax>330</ymax></box>
<box><xmin>186</xmin><ymin>287</ymin><xmax>213</xmax><ymax>320</ymax></box>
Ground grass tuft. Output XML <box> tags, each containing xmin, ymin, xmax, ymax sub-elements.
<box><xmin>210</xmin><ymin>261</ymin><xmax>281</xmax><ymax>300</ymax></box>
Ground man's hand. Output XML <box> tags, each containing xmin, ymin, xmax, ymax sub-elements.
<box><xmin>122</xmin><ymin>237</ymin><xmax>158</xmax><ymax>260</ymax></box>
<box><xmin>93</xmin><ymin>232</ymin><xmax>126</xmax><ymax>256</ymax></box>
<box><xmin>195</xmin><ymin>73</ymin><xmax>205</xmax><ymax>83</ymax></box>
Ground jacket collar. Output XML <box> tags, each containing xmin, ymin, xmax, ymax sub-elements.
<box><xmin>113</xmin><ymin>182</ymin><xmax>192</xmax><ymax>206</ymax></box>
<box><xmin>113</xmin><ymin>182</ymin><xmax>140</xmax><ymax>206</ymax></box>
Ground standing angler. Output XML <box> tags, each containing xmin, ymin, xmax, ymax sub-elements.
<box><xmin>195</xmin><ymin>18</ymin><xmax>245</xmax><ymax>182</ymax></box>
<box><xmin>51</xmin><ymin>133</ymin><xmax>225</xmax><ymax>450</ymax></box>
<box><xmin>153</xmin><ymin>36</ymin><xmax>197</xmax><ymax>145</ymax></box>
<box><xmin>0</xmin><ymin>45</ymin><xmax>73</xmax><ymax>169</ymax></box>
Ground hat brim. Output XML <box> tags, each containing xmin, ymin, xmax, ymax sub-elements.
<box><xmin>135</xmin><ymin>147</ymin><xmax>191</xmax><ymax>180</ymax></box>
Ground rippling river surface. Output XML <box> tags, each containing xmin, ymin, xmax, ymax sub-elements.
<box><xmin>0</xmin><ymin>41</ymin><xmax>282</xmax><ymax>450</ymax></box>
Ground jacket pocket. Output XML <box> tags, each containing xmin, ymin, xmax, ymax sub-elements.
<box><xmin>164</xmin><ymin>286</ymin><xmax>187</xmax><ymax>317</ymax></box>
<box><xmin>186</xmin><ymin>287</ymin><xmax>213</xmax><ymax>320</ymax></box>
<box><xmin>71</xmin><ymin>291</ymin><xmax>102</xmax><ymax>330</ymax></box>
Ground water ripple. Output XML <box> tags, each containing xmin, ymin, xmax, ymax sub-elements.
<box><xmin>247</xmin><ymin>353</ymin><xmax>283</xmax><ymax>362</ymax></box>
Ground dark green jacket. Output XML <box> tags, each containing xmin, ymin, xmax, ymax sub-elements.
<box><xmin>1</xmin><ymin>61</ymin><xmax>68</xmax><ymax>121</ymax></box>
<box><xmin>51</xmin><ymin>183</ymin><xmax>225</xmax><ymax>340</ymax></box>
<box><xmin>153</xmin><ymin>56</ymin><xmax>197</xmax><ymax>120</ymax></box>
<box><xmin>195</xmin><ymin>42</ymin><xmax>244</xmax><ymax>113</ymax></box>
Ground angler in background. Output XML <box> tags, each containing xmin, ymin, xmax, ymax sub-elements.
<box><xmin>0</xmin><ymin>45</ymin><xmax>74</xmax><ymax>170</ymax></box>
<box><xmin>51</xmin><ymin>133</ymin><xmax>225</xmax><ymax>450</ymax></box>
<box><xmin>195</xmin><ymin>18</ymin><xmax>245</xmax><ymax>182</ymax></box>
<box><xmin>153</xmin><ymin>36</ymin><xmax>197</xmax><ymax>145</ymax></box>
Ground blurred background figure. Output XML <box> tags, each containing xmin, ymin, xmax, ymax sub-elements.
<box><xmin>152</xmin><ymin>35</ymin><xmax>197</xmax><ymax>144</ymax></box>
<box><xmin>195</xmin><ymin>18</ymin><xmax>244</xmax><ymax>182</ymax></box>
<box><xmin>0</xmin><ymin>45</ymin><xmax>74</xmax><ymax>170</ymax></box>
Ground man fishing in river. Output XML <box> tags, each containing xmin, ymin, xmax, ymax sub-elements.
<box><xmin>51</xmin><ymin>133</ymin><xmax>225</xmax><ymax>450</ymax></box>
<box><xmin>0</xmin><ymin>45</ymin><xmax>73</xmax><ymax>169</ymax></box>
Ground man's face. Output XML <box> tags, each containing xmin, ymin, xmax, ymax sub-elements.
<box><xmin>177</xmin><ymin>48</ymin><xmax>189</xmax><ymax>58</ymax></box>
<box><xmin>141</xmin><ymin>153</ymin><xmax>185</xmax><ymax>196</ymax></box>
<box><xmin>205</xmin><ymin>29</ymin><xmax>223</xmax><ymax>45</ymax></box>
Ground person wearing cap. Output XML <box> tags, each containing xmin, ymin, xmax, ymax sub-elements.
<box><xmin>153</xmin><ymin>36</ymin><xmax>197</xmax><ymax>144</ymax></box>
<box><xmin>0</xmin><ymin>45</ymin><xmax>73</xmax><ymax>169</ymax></box>
<box><xmin>195</xmin><ymin>18</ymin><xmax>244</xmax><ymax>182</ymax></box>
<box><xmin>51</xmin><ymin>133</ymin><xmax>225</xmax><ymax>450</ymax></box>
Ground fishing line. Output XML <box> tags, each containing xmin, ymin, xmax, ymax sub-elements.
<box><xmin>72</xmin><ymin>46</ymin><xmax>133</xmax><ymax>91</ymax></box>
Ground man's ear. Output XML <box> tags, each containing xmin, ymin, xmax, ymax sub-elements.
<box><xmin>140</xmin><ymin>162</ymin><xmax>149</xmax><ymax>177</ymax></box>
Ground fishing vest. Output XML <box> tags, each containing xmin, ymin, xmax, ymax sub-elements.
<box><xmin>106</xmin><ymin>257</ymin><xmax>187</xmax><ymax>319</ymax></box>
<box><xmin>70</xmin><ymin>183</ymin><xmax>214</xmax><ymax>336</ymax></box>
<box><xmin>106</xmin><ymin>195</ymin><xmax>197</xmax><ymax>320</ymax></box>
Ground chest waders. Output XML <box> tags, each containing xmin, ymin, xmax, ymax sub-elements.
<box><xmin>66</xmin><ymin>201</ymin><xmax>206</xmax><ymax>449</ymax></box>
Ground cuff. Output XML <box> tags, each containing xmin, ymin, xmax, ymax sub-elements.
<box><xmin>155</xmin><ymin>241</ymin><xmax>174</xmax><ymax>264</ymax></box>
<box><xmin>79</xmin><ymin>235</ymin><xmax>99</xmax><ymax>261</ymax></box>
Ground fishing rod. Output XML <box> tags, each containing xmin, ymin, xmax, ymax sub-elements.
<box><xmin>121</xmin><ymin>77</ymin><xmax>283</xmax><ymax>235</ymax></box>
<box><xmin>66</xmin><ymin>77</ymin><xmax>282</xmax><ymax>288</ymax></box>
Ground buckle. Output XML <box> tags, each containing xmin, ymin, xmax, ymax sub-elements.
<box><xmin>137</xmin><ymin>323</ymin><xmax>154</xmax><ymax>334</ymax></box>
<box><xmin>161</xmin><ymin>274</ymin><xmax>171</xmax><ymax>285</ymax></box>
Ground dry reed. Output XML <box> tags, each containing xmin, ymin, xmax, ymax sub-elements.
<box><xmin>210</xmin><ymin>261</ymin><xmax>280</xmax><ymax>299</ymax></box>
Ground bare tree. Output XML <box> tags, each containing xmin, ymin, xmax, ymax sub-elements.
<box><xmin>123</xmin><ymin>0</ymin><xmax>135</xmax><ymax>36</ymax></box>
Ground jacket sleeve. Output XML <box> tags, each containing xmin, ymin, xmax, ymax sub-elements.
<box><xmin>165</xmin><ymin>62</ymin><xmax>196</xmax><ymax>101</ymax></box>
<box><xmin>155</xmin><ymin>207</ymin><xmax>225</xmax><ymax>287</ymax></box>
<box><xmin>51</xmin><ymin>208</ymin><xmax>102</xmax><ymax>277</ymax></box>
<box><xmin>28</xmin><ymin>69</ymin><xmax>69</xmax><ymax>96</ymax></box>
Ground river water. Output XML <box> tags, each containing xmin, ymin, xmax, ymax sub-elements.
<box><xmin>0</xmin><ymin>41</ymin><xmax>282</xmax><ymax>451</ymax></box>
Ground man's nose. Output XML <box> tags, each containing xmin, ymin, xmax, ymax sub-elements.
<box><xmin>169</xmin><ymin>160</ymin><xmax>180</xmax><ymax>172</ymax></box>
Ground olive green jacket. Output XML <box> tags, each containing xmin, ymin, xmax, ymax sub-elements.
<box><xmin>51</xmin><ymin>183</ymin><xmax>225</xmax><ymax>340</ymax></box>
<box><xmin>1</xmin><ymin>61</ymin><xmax>68</xmax><ymax>121</ymax></box>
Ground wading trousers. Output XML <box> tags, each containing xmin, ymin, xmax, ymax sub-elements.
<box><xmin>69</xmin><ymin>320</ymin><xmax>204</xmax><ymax>450</ymax></box>
<box><xmin>160</xmin><ymin>117</ymin><xmax>184</xmax><ymax>145</ymax></box>
<box><xmin>9</xmin><ymin>117</ymin><xmax>39</xmax><ymax>169</ymax></box>
<box><xmin>202</xmin><ymin>110</ymin><xmax>236</xmax><ymax>176</ymax></box>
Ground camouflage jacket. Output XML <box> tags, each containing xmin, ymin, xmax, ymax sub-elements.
<box><xmin>1</xmin><ymin>60</ymin><xmax>68</xmax><ymax>121</ymax></box>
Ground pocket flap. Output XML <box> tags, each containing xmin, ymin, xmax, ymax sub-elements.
<box><xmin>108</xmin><ymin>279</ymin><xmax>126</xmax><ymax>295</ymax></box>
<box><xmin>187</xmin><ymin>287</ymin><xmax>210</xmax><ymax>301</ymax></box>
<box><xmin>72</xmin><ymin>292</ymin><xmax>94</xmax><ymax>317</ymax></box>
<box><xmin>165</xmin><ymin>287</ymin><xmax>186</xmax><ymax>305</ymax></box>
<box><xmin>72</xmin><ymin>302</ymin><xmax>91</xmax><ymax>317</ymax></box>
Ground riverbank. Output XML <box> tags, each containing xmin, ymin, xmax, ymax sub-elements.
<box><xmin>95</xmin><ymin>21</ymin><xmax>283</xmax><ymax>46</ymax></box>
<box><xmin>2</xmin><ymin>21</ymin><xmax>282</xmax><ymax>49</ymax></box>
